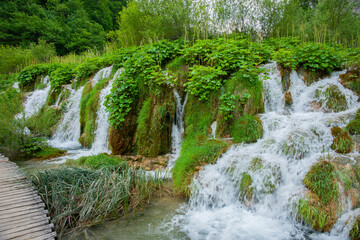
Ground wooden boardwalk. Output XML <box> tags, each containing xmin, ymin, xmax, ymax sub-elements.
<box><xmin>0</xmin><ymin>155</ymin><xmax>56</xmax><ymax>240</ymax></box>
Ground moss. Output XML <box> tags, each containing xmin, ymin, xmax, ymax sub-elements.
<box><xmin>304</xmin><ymin>161</ymin><xmax>338</xmax><ymax>205</ymax></box>
<box><xmin>331</xmin><ymin>127</ymin><xmax>354</xmax><ymax>154</ymax></box>
<box><xmin>239</xmin><ymin>173</ymin><xmax>253</xmax><ymax>202</ymax></box>
<box><xmin>65</xmin><ymin>153</ymin><xmax>126</xmax><ymax>169</ymax></box>
<box><xmin>26</xmin><ymin>105</ymin><xmax>62</xmax><ymax>137</ymax></box>
<box><xmin>136</xmin><ymin>90</ymin><xmax>174</xmax><ymax>157</ymax></box>
<box><xmin>232</xmin><ymin>114</ymin><xmax>263</xmax><ymax>143</ymax></box>
<box><xmin>172</xmin><ymin>95</ymin><xmax>230</xmax><ymax>196</ymax></box>
<box><xmin>347</xmin><ymin>109</ymin><xmax>360</xmax><ymax>135</ymax></box>
<box><xmin>340</xmin><ymin>69</ymin><xmax>360</xmax><ymax>99</ymax></box>
<box><xmin>350</xmin><ymin>217</ymin><xmax>360</xmax><ymax>240</ymax></box>
<box><xmin>315</xmin><ymin>85</ymin><xmax>347</xmax><ymax>112</ymax></box>
<box><xmin>79</xmin><ymin>79</ymin><xmax>109</xmax><ymax>147</ymax></box>
<box><xmin>33</xmin><ymin>147</ymin><xmax>66</xmax><ymax>160</ymax></box>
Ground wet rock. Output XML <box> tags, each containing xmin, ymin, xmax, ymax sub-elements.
<box><xmin>331</xmin><ymin>127</ymin><xmax>354</xmax><ymax>154</ymax></box>
<box><xmin>284</xmin><ymin>91</ymin><xmax>293</xmax><ymax>105</ymax></box>
<box><xmin>315</xmin><ymin>85</ymin><xmax>348</xmax><ymax>112</ymax></box>
<box><xmin>309</xmin><ymin>101</ymin><xmax>322</xmax><ymax>111</ymax></box>
<box><xmin>119</xmin><ymin>154</ymin><xmax>170</xmax><ymax>171</ymax></box>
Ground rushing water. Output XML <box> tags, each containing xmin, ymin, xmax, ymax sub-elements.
<box><xmin>92</xmin><ymin>65</ymin><xmax>113</xmax><ymax>86</ymax></box>
<box><xmin>167</xmin><ymin>89</ymin><xmax>188</xmax><ymax>170</ymax></box>
<box><xmin>90</xmin><ymin>68</ymin><xmax>123</xmax><ymax>154</ymax></box>
<box><xmin>23</xmin><ymin>75</ymin><xmax>51</xmax><ymax>118</ymax></box>
<box><xmin>49</xmin><ymin>86</ymin><xmax>84</xmax><ymax>149</ymax></box>
<box><xmin>171</xmin><ymin>62</ymin><xmax>360</xmax><ymax>240</ymax></box>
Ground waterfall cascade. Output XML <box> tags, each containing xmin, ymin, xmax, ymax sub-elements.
<box><xmin>23</xmin><ymin>75</ymin><xmax>51</xmax><ymax>118</ymax></box>
<box><xmin>92</xmin><ymin>65</ymin><xmax>113</xmax><ymax>86</ymax></box>
<box><xmin>49</xmin><ymin>86</ymin><xmax>84</xmax><ymax>149</ymax></box>
<box><xmin>90</xmin><ymin>68</ymin><xmax>123</xmax><ymax>154</ymax></box>
<box><xmin>172</xmin><ymin>62</ymin><xmax>360</xmax><ymax>240</ymax></box>
<box><xmin>167</xmin><ymin>90</ymin><xmax>188</xmax><ymax>170</ymax></box>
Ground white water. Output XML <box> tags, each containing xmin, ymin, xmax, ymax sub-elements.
<box><xmin>172</xmin><ymin>62</ymin><xmax>360</xmax><ymax>239</ymax></box>
<box><xmin>90</xmin><ymin>68</ymin><xmax>123</xmax><ymax>154</ymax></box>
<box><xmin>49</xmin><ymin>86</ymin><xmax>84</xmax><ymax>149</ymax></box>
<box><xmin>211</xmin><ymin>121</ymin><xmax>217</xmax><ymax>139</ymax></box>
<box><xmin>23</xmin><ymin>75</ymin><xmax>51</xmax><ymax>118</ymax></box>
<box><xmin>167</xmin><ymin>90</ymin><xmax>189</xmax><ymax>170</ymax></box>
<box><xmin>92</xmin><ymin>65</ymin><xmax>113</xmax><ymax>86</ymax></box>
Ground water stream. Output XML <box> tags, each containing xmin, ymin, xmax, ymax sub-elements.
<box><xmin>167</xmin><ymin>89</ymin><xmax>188</xmax><ymax>170</ymax></box>
<box><xmin>171</xmin><ymin>62</ymin><xmax>360</xmax><ymax>240</ymax></box>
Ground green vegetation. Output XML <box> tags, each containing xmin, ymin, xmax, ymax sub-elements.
<box><xmin>29</xmin><ymin>165</ymin><xmax>163</xmax><ymax>236</ymax></box>
<box><xmin>347</xmin><ymin>109</ymin><xmax>360</xmax><ymax>135</ymax></box>
<box><xmin>315</xmin><ymin>85</ymin><xmax>348</xmax><ymax>112</ymax></box>
<box><xmin>26</xmin><ymin>105</ymin><xmax>62</xmax><ymax>137</ymax></box>
<box><xmin>350</xmin><ymin>217</ymin><xmax>360</xmax><ymax>240</ymax></box>
<box><xmin>331</xmin><ymin>127</ymin><xmax>354</xmax><ymax>154</ymax></box>
<box><xmin>232</xmin><ymin>115</ymin><xmax>263</xmax><ymax>144</ymax></box>
<box><xmin>66</xmin><ymin>154</ymin><xmax>126</xmax><ymax>169</ymax></box>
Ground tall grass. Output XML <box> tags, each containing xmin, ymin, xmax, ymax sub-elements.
<box><xmin>28</xmin><ymin>166</ymin><xmax>164</xmax><ymax>236</ymax></box>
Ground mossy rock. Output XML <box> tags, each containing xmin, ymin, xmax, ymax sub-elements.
<box><xmin>26</xmin><ymin>105</ymin><xmax>62</xmax><ymax>137</ymax></box>
<box><xmin>297</xmin><ymin>66</ymin><xmax>328</xmax><ymax>86</ymax></box>
<box><xmin>347</xmin><ymin>109</ymin><xmax>360</xmax><ymax>135</ymax></box>
<box><xmin>278</xmin><ymin>65</ymin><xmax>291</xmax><ymax>91</ymax></box>
<box><xmin>331</xmin><ymin>127</ymin><xmax>354</xmax><ymax>154</ymax></box>
<box><xmin>32</xmin><ymin>147</ymin><xmax>66</xmax><ymax>160</ymax></box>
<box><xmin>239</xmin><ymin>173</ymin><xmax>253</xmax><ymax>203</ymax></box>
<box><xmin>340</xmin><ymin>69</ymin><xmax>360</xmax><ymax>100</ymax></box>
<box><xmin>315</xmin><ymin>85</ymin><xmax>347</xmax><ymax>112</ymax></box>
<box><xmin>282</xmin><ymin>130</ymin><xmax>312</xmax><ymax>159</ymax></box>
<box><xmin>232</xmin><ymin>114</ymin><xmax>263</xmax><ymax>143</ymax></box>
<box><xmin>350</xmin><ymin>217</ymin><xmax>360</xmax><ymax>240</ymax></box>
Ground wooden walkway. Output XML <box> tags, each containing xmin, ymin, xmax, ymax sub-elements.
<box><xmin>0</xmin><ymin>155</ymin><xmax>56</xmax><ymax>240</ymax></box>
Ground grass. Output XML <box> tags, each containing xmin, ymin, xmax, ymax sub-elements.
<box><xmin>26</xmin><ymin>105</ymin><xmax>62</xmax><ymax>137</ymax></box>
<box><xmin>331</xmin><ymin>127</ymin><xmax>354</xmax><ymax>154</ymax></box>
<box><xmin>304</xmin><ymin>161</ymin><xmax>338</xmax><ymax>205</ymax></box>
<box><xmin>66</xmin><ymin>153</ymin><xmax>126</xmax><ymax>169</ymax></box>
<box><xmin>232</xmin><ymin>115</ymin><xmax>263</xmax><ymax>143</ymax></box>
<box><xmin>28</xmin><ymin>166</ymin><xmax>164</xmax><ymax>237</ymax></box>
<box><xmin>347</xmin><ymin>109</ymin><xmax>360</xmax><ymax>135</ymax></box>
<box><xmin>296</xmin><ymin>197</ymin><xmax>331</xmax><ymax>231</ymax></box>
<box><xmin>350</xmin><ymin>217</ymin><xmax>360</xmax><ymax>240</ymax></box>
<box><xmin>32</xmin><ymin>146</ymin><xmax>66</xmax><ymax>159</ymax></box>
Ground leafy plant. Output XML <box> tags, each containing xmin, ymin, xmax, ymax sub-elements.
<box><xmin>219</xmin><ymin>93</ymin><xmax>240</xmax><ymax>120</ymax></box>
<box><xmin>50</xmin><ymin>65</ymin><xmax>76</xmax><ymax>92</ymax></box>
<box><xmin>232</xmin><ymin>114</ymin><xmax>263</xmax><ymax>143</ymax></box>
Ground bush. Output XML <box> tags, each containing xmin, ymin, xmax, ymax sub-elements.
<box><xmin>66</xmin><ymin>154</ymin><xmax>126</xmax><ymax>169</ymax></box>
<box><xmin>50</xmin><ymin>64</ymin><xmax>76</xmax><ymax>92</ymax></box>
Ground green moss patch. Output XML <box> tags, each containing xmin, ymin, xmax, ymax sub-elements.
<box><xmin>331</xmin><ymin>127</ymin><xmax>354</xmax><ymax>154</ymax></box>
<box><xmin>66</xmin><ymin>153</ymin><xmax>126</xmax><ymax>169</ymax></box>
<box><xmin>315</xmin><ymin>85</ymin><xmax>347</xmax><ymax>112</ymax></box>
<box><xmin>32</xmin><ymin>146</ymin><xmax>66</xmax><ymax>160</ymax></box>
<box><xmin>350</xmin><ymin>217</ymin><xmax>360</xmax><ymax>240</ymax></box>
<box><xmin>232</xmin><ymin>114</ymin><xmax>263</xmax><ymax>143</ymax></box>
<box><xmin>347</xmin><ymin>109</ymin><xmax>360</xmax><ymax>135</ymax></box>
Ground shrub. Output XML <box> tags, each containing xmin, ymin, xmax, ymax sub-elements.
<box><xmin>50</xmin><ymin>65</ymin><xmax>76</xmax><ymax>92</ymax></box>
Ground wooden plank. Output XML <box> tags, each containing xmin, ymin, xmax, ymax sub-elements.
<box><xmin>0</xmin><ymin>202</ymin><xmax>45</xmax><ymax>216</ymax></box>
<box><xmin>0</xmin><ymin>224</ymin><xmax>54</xmax><ymax>239</ymax></box>
<box><xmin>0</xmin><ymin>218</ymin><xmax>50</xmax><ymax>232</ymax></box>
<box><xmin>0</xmin><ymin>175</ymin><xmax>26</xmax><ymax>182</ymax></box>
<box><xmin>29</xmin><ymin>232</ymin><xmax>57</xmax><ymax>240</ymax></box>
<box><xmin>0</xmin><ymin>185</ymin><xmax>28</xmax><ymax>193</ymax></box>
<box><xmin>0</xmin><ymin>215</ymin><xmax>50</xmax><ymax>229</ymax></box>
<box><xmin>0</xmin><ymin>194</ymin><xmax>42</xmax><ymax>207</ymax></box>
<box><xmin>0</xmin><ymin>197</ymin><xmax>43</xmax><ymax>211</ymax></box>
<box><xmin>0</xmin><ymin>207</ymin><xmax>48</xmax><ymax>220</ymax></box>
<box><xmin>0</xmin><ymin>211</ymin><xmax>48</xmax><ymax>225</ymax></box>
<box><xmin>0</xmin><ymin>188</ymin><xmax>39</xmax><ymax>200</ymax></box>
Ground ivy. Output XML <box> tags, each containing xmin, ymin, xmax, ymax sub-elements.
<box><xmin>184</xmin><ymin>65</ymin><xmax>227</xmax><ymax>101</ymax></box>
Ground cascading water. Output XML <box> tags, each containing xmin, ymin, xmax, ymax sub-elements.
<box><xmin>90</xmin><ymin>68</ymin><xmax>123</xmax><ymax>154</ymax></box>
<box><xmin>23</xmin><ymin>75</ymin><xmax>51</xmax><ymax>118</ymax></box>
<box><xmin>49</xmin><ymin>86</ymin><xmax>84</xmax><ymax>149</ymax></box>
<box><xmin>92</xmin><ymin>65</ymin><xmax>113</xmax><ymax>86</ymax></box>
<box><xmin>171</xmin><ymin>62</ymin><xmax>360</xmax><ymax>239</ymax></box>
<box><xmin>167</xmin><ymin>89</ymin><xmax>188</xmax><ymax>170</ymax></box>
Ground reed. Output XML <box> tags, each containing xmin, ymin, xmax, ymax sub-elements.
<box><xmin>28</xmin><ymin>166</ymin><xmax>164</xmax><ymax>236</ymax></box>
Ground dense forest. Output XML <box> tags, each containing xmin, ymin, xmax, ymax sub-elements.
<box><xmin>1</xmin><ymin>0</ymin><xmax>360</xmax><ymax>239</ymax></box>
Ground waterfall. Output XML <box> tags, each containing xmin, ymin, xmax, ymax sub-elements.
<box><xmin>49</xmin><ymin>86</ymin><xmax>84</xmax><ymax>149</ymax></box>
<box><xmin>23</xmin><ymin>75</ymin><xmax>51</xmax><ymax>118</ymax></box>
<box><xmin>90</xmin><ymin>68</ymin><xmax>123</xmax><ymax>154</ymax></box>
<box><xmin>167</xmin><ymin>89</ymin><xmax>188</xmax><ymax>170</ymax></box>
<box><xmin>211</xmin><ymin>121</ymin><xmax>217</xmax><ymax>139</ymax></box>
<box><xmin>172</xmin><ymin>62</ymin><xmax>360</xmax><ymax>239</ymax></box>
<box><xmin>92</xmin><ymin>65</ymin><xmax>113</xmax><ymax>86</ymax></box>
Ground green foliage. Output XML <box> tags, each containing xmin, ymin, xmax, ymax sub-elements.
<box><xmin>331</xmin><ymin>127</ymin><xmax>354</xmax><ymax>154</ymax></box>
<box><xmin>232</xmin><ymin>115</ymin><xmax>263</xmax><ymax>143</ymax></box>
<box><xmin>22</xmin><ymin>137</ymin><xmax>47</xmax><ymax>157</ymax></box>
<box><xmin>75</xmin><ymin>57</ymin><xmax>112</xmax><ymax>82</ymax></box>
<box><xmin>0</xmin><ymin>74</ymin><xmax>17</xmax><ymax>91</ymax></box>
<box><xmin>26</xmin><ymin>105</ymin><xmax>62</xmax><ymax>137</ymax></box>
<box><xmin>239</xmin><ymin>173</ymin><xmax>253</xmax><ymax>202</ymax></box>
<box><xmin>219</xmin><ymin>93</ymin><xmax>240</xmax><ymax>120</ymax></box>
<box><xmin>66</xmin><ymin>154</ymin><xmax>126</xmax><ymax>169</ymax></box>
<box><xmin>18</xmin><ymin>64</ymin><xmax>49</xmax><ymax>87</ymax></box>
<box><xmin>350</xmin><ymin>217</ymin><xmax>360</xmax><ymax>240</ymax></box>
<box><xmin>347</xmin><ymin>109</ymin><xmax>360</xmax><ymax>135</ymax></box>
<box><xmin>273</xmin><ymin>48</ymin><xmax>298</xmax><ymax>69</ymax></box>
<box><xmin>50</xmin><ymin>64</ymin><xmax>76</xmax><ymax>92</ymax></box>
<box><xmin>32</xmin><ymin>147</ymin><xmax>66</xmax><ymax>160</ymax></box>
<box><xmin>29</xmin><ymin>166</ymin><xmax>163</xmax><ymax>236</ymax></box>
<box><xmin>304</xmin><ymin>161</ymin><xmax>338</xmax><ymax>205</ymax></box>
<box><xmin>315</xmin><ymin>85</ymin><xmax>347</xmax><ymax>112</ymax></box>
<box><xmin>185</xmin><ymin>65</ymin><xmax>227</xmax><ymax>101</ymax></box>
<box><xmin>296</xmin><ymin>198</ymin><xmax>331</xmax><ymax>231</ymax></box>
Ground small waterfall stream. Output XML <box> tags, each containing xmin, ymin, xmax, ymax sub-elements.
<box><xmin>167</xmin><ymin>89</ymin><xmax>188</xmax><ymax>170</ymax></box>
<box><xmin>23</xmin><ymin>75</ymin><xmax>51</xmax><ymax>118</ymax></box>
<box><xmin>172</xmin><ymin>62</ymin><xmax>360</xmax><ymax>239</ymax></box>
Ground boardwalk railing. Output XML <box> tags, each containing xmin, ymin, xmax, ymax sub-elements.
<box><xmin>0</xmin><ymin>154</ymin><xmax>56</xmax><ymax>240</ymax></box>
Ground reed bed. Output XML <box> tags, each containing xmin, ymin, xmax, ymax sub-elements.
<box><xmin>28</xmin><ymin>165</ymin><xmax>164</xmax><ymax>237</ymax></box>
